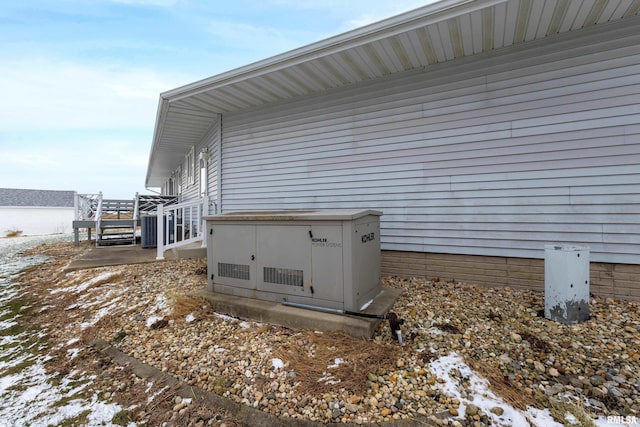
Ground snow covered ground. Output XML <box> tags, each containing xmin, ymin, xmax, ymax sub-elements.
<box><xmin>0</xmin><ymin>235</ymin><xmax>133</xmax><ymax>427</ymax></box>
<box><xmin>427</xmin><ymin>352</ymin><xmax>635</xmax><ymax>426</ymax></box>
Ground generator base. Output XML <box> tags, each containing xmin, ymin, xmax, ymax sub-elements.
<box><xmin>195</xmin><ymin>286</ymin><xmax>403</xmax><ymax>339</ymax></box>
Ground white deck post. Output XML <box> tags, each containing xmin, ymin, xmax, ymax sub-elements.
<box><xmin>156</xmin><ymin>204</ymin><xmax>165</xmax><ymax>260</ymax></box>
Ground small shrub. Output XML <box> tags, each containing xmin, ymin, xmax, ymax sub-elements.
<box><xmin>4</xmin><ymin>228</ymin><xmax>23</xmax><ymax>238</ymax></box>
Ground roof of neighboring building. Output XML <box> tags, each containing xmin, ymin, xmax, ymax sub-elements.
<box><xmin>0</xmin><ymin>188</ymin><xmax>75</xmax><ymax>208</ymax></box>
<box><xmin>146</xmin><ymin>0</ymin><xmax>640</xmax><ymax>187</ymax></box>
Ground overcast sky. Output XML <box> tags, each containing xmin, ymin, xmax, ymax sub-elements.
<box><xmin>0</xmin><ymin>0</ymin><xmax>436</xmax><ymax>198</ymax></box>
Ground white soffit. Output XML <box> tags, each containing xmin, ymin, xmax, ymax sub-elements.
<box><xmin>146</xmin><ymin>0</ymin><xmax>640</xmax><ymax>187</ymax></box>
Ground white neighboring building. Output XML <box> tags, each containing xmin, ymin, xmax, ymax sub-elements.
<box><xmin>0</xmin><ymin>188</ymin><xmax>75</xmax><ymax>236</ymax></box>
<box><xmin>145</xmin><ymin>0</ymin><xmax>640</xmax><ymax>299</ymax></box>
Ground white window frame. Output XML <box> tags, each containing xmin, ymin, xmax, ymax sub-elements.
<box><xmin>176</xmin><ymin>165</ymin><xmax>183</xmax><ymax>195</ymax></box>
<box><xmin>186</xmin><ymin>146</ymin><xmax>195</xmax><ymax>186</ymax></box>
<box><xmin>199</xmin><ymin>157</ymin><xmax>207</xmax><ymax>198</ymax></box>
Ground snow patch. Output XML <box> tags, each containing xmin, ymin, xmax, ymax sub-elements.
<box><xmin>564</xmin><ymin>412</ymin><xmax>579</xmax><ymax>425</ymax></box>
<box><xmin>317</xmin><ymin>372</ymin><xmax>340</xmax><ymax>385</ymax></box>
<box><xmin>271</xmin><ymin>358</ymin><xmax>284</xmax><ymax>370</ymax></box>
<box><xmin>67</xmin><ymin>348</ymin><xmax>81</xmax><ymax>360</ymax></box>
<box><xmin>66</xmin><ymin>337</ymin><xmax>80</xmax><ymax>346</ymax></box>
<box><xmin>51</xmin><ymin>271</ymin><xmax>120</xmax><ymax>295</ymax></box>
<box><xmin>147</xmin><ymin>385</ymin><xmax>169</xmax><ymax>403</ymax></box>
<box><xmin>185</xmin><ymin>313</ymin><xmax>196</xmax><ymax>323</ymax></box>
<box><xmin>214</xmin><ymin>312</ymin><xmax>236</xmax><ymax>322</ymax></box>
<box><xmin>149</xmin><ymin>294</ymin><xmax>168</xmax><ymax>313</ymax></box>
<box><xmin>429</xmin><ymin>353</ymin><xmax>563</xmax><ymax>427</ymax></box>
<box><xmin>327</xmin><ymin>358</ymin><xmax>344</xmax><ymax>369</ymax></box>
<box><xmin>145</xmin><ymin>315</ymin><xmax>164</xmax><ymax>328</ymax></box>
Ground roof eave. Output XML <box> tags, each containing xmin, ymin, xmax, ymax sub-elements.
<box><xmin>160</xmin><ymin>0</ymin><xmax>504</xmax><ymax>103</ymax></box>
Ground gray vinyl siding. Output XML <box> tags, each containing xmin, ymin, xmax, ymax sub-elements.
<box><xmin>206</xmin><ymin>116</ymin><xmax>221</xmax><ymax>214</ymax></box>
<box><xmin>180</xmin><ymin>149</ymin><xmax>199</xmax><ymax>202</ymax></box>
<box><xmin>178</xmin><ymin>116</ymin><xmax>220</xmax><ymax>214</ymax></box>
<box><xmin>218</xmin><ymin>24</ymin><xmax>640</xmax><ymax>265</ymax></box>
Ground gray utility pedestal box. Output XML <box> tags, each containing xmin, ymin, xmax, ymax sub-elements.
<box><xmin>204</xmin><ymin>210</ymin><xmax>382</xmax><ymax>312</ymax></box>
<box><xmin>544</xmin><ymin>245</ymin><xmax>590</xmax><ymax>324</ymax></box>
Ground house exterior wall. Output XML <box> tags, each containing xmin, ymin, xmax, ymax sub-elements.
<box><xmin>162</xmin><ymin>117</ymin><xmax>220</xmax><ymax>206</ymax></box>
<box><xmin>206</xmin><ymin>116</ymin><xmax>221</xmax><ymax>215</ymax></box>
<box><xmin>381</xmin><ymin>251</ymin><xmax>640</xmax><ymax>300</ymax></box>
<box><xmin>0</xmin><ymin>207</ymin><xmax>74</xmax><ymax>236</ymax></box>
<box><xmin>216</xmin><ymin>24</ymin><xmax>640</xmax><ymax>266</ymax></box>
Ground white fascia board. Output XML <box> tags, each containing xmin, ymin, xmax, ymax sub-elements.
<box><xmin>146</xmin><ymin>97</ymin><xmax>170</xmax><ymax>187</ymax></box>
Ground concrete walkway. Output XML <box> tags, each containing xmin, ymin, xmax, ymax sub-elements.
<box><xmin>63</xmin><ymin>243</ymin><xmax>207</xmax><ymax>272</ymax></box>
<box><xmin>64</xmin><ymin>245</ymin><xmax>172</xmax><ymax>272</ymax></box>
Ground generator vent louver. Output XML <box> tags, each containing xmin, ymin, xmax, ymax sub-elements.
<box><xmin>264</xmin><ymin>267</ymin><xmax>303</xmax><ymax>287</ymax></box>
<box><xmin>218</xmin><ymin>262</ymin><xmax>250</xmax><ymax>280</ymax></box>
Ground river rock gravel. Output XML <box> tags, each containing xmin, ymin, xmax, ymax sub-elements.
<box><xmin>17</xmin><ymin>242</ymin><xmax>640</xmax><ymax>426</ymax></box>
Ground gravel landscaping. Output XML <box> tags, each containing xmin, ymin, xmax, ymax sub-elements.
<box><xmin>16</xmin><ymin>241</ymin><xmax>640</xmax><ymax>426</ymax></box>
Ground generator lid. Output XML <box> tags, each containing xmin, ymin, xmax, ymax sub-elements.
<box><xmin>204</xmin><ymin>209</ymin><xmax>382</xmax><ymax>221</ymax></box>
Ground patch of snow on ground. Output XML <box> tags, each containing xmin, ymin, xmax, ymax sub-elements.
<box><xmin>214</xmin><ymin>312</ymin><xmax>236</xmax><ymax>322</ymax></box>
<box><xmin>0</xmin><ymin>357</ymin><xmax>128</xmax><ymax>426</ymax></box>
<box><xmin>149</xmin><ymin>293</ymin><xmax>169</xmax><ymax>314</ymax></box>
<box><xmin>317</xmin><ymin>372</ymin><xmax>340</xmax><ymax>385</ymax></box>
<box><xmin>272</xmin><ymin>358</ymin><xmax>284</xmax><ymax>370</ymax></box>
<box><xmin>239</xmin><ymin>321</ymin><xmax>251</xmax><ymax>328</ymax></box>
<box><xmin>327</xmin><ymin>358</ymin><xmax>344</xmax><ymax>369</ymax></box>
<box><xmin>565</xmin><ymin>412</ymin><xmax>579</xmax><ymax>425</ymax></box>
<box><xmin>145</xmin><ymin>315</ymin><xmax>164</xmax><ymax>328</ymax></box>
<box><xmin>67</xmin><ymin>348</ymin><xmax>81</xmax><ymax>359</ymax></box>
<box><xmin>429</xmin><ymin>353</ymin><xmax>563</xmax><ymax>427</ymax></box>
<box><xmin>51</xmin><ymin>270</ymin><xmax>121</xmax><ymax>295</ymax></box>
<box><xmin>81</xmin><ymin>298</ymin><xmax>122</xmax><ymax>330</ymax></box>
<box><xmin>0</xmin><ymin>319</ymin><xmax>18</xmax><ymax>331</ymax></box>
<box><xmin>1</xmin><ymin>235</ymin><xmax>129</xmax><ymax>426</ymax></box>
<box><xmin>147</xmin><ymin>385</ymin><xmax>169</xmax><ymax>403</ymax></box>
<box><xmin>526</xmin><ymin>408</ymin><xmax>564</xmax><ymax>426</ymax></box>
<box><xmin>185</xmin><ymin>313</ymin><xmax>196</xmax><ymax>323</ymax></box>
<box><xmin>66</xmin><ymin>337</ymin><xmax>80</xmax><ymax>346</ymax></box>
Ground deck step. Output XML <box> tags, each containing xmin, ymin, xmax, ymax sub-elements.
<box><xmin>97</xmin><ymin>233</ymin><xmax>135</xmax><ymax>246</ymax></box>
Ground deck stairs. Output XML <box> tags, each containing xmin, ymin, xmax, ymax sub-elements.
<box><xmin>96</xmin><ymin>198</ymin><xmax>137</xmax><ymax>247</ymax></box>
<box><xmin>73</xmin><ymin>192</ymin><xmax>183</xmax><ymax>248</ymax></box>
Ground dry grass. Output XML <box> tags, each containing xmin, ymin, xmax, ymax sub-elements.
<box><xmin>168</xmin><ymin>290</ymin><xmax>207</xmax><ymax>320</ymax></box>
<box><xmin>466</xmin><ymin>357</ymin><xmax>541</xmax><ymax>411</ymax></box>
<box><xmin>273</xmin><ymin>331</ymin><xmax>403</xmax><ymax>396</ymax></box>
<box><xmin>546</xmin><ymin>399</ymin><xmax>597</xmax><ymax>427</ymax></box>
<box><xmin>4</xmin><ymin>228</ymin><xmax>23</xmax><ymax>238</ymax></box>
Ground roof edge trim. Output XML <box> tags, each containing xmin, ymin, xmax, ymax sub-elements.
<box><xmin>162</xmin><ymin>0</ymin><xmax>507</xmax><ymax>103</ymax></box>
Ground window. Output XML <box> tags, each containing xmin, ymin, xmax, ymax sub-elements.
<box><xmin>176</xmin><ymin>166</ymin><xmax>182</xmax><ymax>195</ymax></box>
<box><xmin>199</xmin><ymin>158</ymin><xmax>207</xmax><ymax>198</ymax></box>
<box><xmin>186</xmin><ymin>147</ymin><xmax>195</xmax><ymax>186</ymax></box>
